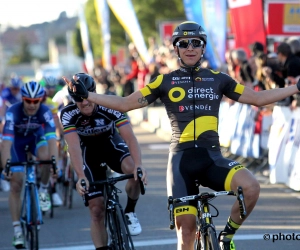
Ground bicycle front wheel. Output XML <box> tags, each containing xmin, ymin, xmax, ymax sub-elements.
<box><xmin>106</xmin><ymin>207</ymin><xmax>119</xmax><ymax>249</ymax></box>
<box><xmin>28</xmin><ymin>184</ymin><xmax>39</xmax><ymax>250</ymax></box>
<box><xmin>115</xmin><ymin>205</ymin><xmax>134</xmax><ymax>250</ymax></box>
<box><xmin>207</xmin><ymin>226</ymin><xmax>219</xmax><ymax>250</ymax></box>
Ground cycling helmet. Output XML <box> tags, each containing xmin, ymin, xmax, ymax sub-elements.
<box><xmin>172</xmin><ymin>21</ymin><xmax>207</xmax><ymax>46</ymax></box>
<box><xmin>68</xmin><ymin>73</ymin><xmax>96</xmax><ymax>102</ymax></box>
<box><xmin>11</xmin><ymin>77</ymin><xmax>23</xmax><ymax>88</ymax></box>
<box><xmin>44</xmin><ymin>76</ymin><xmax>58</xmax><ymax>88</ymax></box>
<box><xmin>21</xmin><ymin>81</ymin><xmax>45</xmax><ymax>99</ymax></box>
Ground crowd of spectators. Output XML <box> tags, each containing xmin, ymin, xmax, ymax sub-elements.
<box><xmin>225</xmin><ymin>37</ymin><xmax>300</xmax><ymax>109</ymax></box>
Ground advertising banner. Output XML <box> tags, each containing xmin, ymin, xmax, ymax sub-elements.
<box><xmin>78</xmin><ymin>1</ymin><xmax>94</xmax><ymax>75</ymax></box>
<box><xmin>107</xmin><ymin>0</ymin><xmax>150</xmax><ymax>64</ymax></box>
<box><xmin>265</xmin><ymin>0</ymin><xmax>300</xmax><ymax>36</ymax></box>
<box><xmin>228</xmin><ymin>0</ymin><xmax>266</xmax><ymax>56</ymax></box>
<box><xmin>94</xmin><ymin>0</ymin><xmax>112</xmax><ymax>71</ymax></box>
<box><xmin>183</xmin><ymin>0</ymin><xmax>226</xmax><ymax>70</ymax></box>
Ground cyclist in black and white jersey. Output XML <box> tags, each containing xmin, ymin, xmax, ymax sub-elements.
<box><xmin>60</xmin><ymin>73</ymin><xmax>147</xmax><ymax>250</ymax></box>
<box><xmin>64</xmin><ymin>21</ymin><xmax>300</xmax><ymax>250</ymax></box>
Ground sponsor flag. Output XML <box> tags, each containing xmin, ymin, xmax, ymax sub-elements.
<box><xmin>228</xmin><ymin>0</ymin><xmax>266</xmax><ymax>56</ymax></box>
<box><xmin>78</xmin><ymin>0</ymin><xmax>94</xmax><ymax>75</ymax></box>
<box><xmin>183</xmin><ymin>0</ymin><xmax>226</xmax><ymax>69</ymax></box>
<box><xmin>94</xmin><ymin>0</ymin><xmax>112</xmax><ymax>71</ymax></box>
<box><xmin>266</xmin><ymin>1</ymin><xmax>300</xmax><ymax>36</ymax></box>
<box><xmin>107</xmin><ymin>0</ymin><xmax>150</xmax><ymax>64</ymax></box>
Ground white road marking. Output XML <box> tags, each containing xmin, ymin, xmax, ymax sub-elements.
<box><xmin>148</xmin><ymin>144</ymin><xmax>169</xmax><ymax>150</ymax></box>
<box><xmin>40</xmin><ymin>234</ymin><xmax>274</xmax><ymax>249</ymax></box>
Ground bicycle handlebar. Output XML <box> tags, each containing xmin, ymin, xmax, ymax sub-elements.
<box><xmin>5</xmin><ymin>156</ymin><xmax>57</xmax><ymax>177</ymax></box>
<box><xmin>168</xmin><ymin>186</ymin><xmax>247</xmax><ymax>230</ymax></box>
<box><xmin>81</xmin><ymin>167</ymin><xmax>145</xmax><ymax>207</ymax></box>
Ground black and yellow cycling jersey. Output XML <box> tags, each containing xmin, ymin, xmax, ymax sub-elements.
<box><xmin>140</xmin><ymin>66</ymin><xmax>245</xmax><ymax>152</ymax></box>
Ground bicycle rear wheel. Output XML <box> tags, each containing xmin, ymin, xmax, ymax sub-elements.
<box><xmin>115</xmin><ymin>205</ymin><xmax>134</xmax><ymax>250</ymax></box>
<box><xmin>27</xmin><ymin>184</ymin><xmax>39</xmax><ymax>250</ymax></box>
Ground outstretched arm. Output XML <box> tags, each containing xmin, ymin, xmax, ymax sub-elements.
<box><xmin>62</xmin><ymin>76</ymin><xmax>148</xmax><ymax>113</ymax></box>
<box><xmin>88</xmin><ymin>91</ymin><xmax>148</xmax><ymax>113</ymax></box>
<box><xmin>238</xmin><ymin>84</ymin><xmax>299</xmax><ymax>107</ymax></box>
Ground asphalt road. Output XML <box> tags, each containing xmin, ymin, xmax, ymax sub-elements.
<box><xmin>1</xmin><ymin>125</ymin><xmax>300</xmax><ymax>250</ymax></box>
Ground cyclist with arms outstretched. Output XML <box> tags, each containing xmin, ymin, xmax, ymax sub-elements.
<box><xmin>1</xmin><ymin>81</ymin><xmax>58</xmax><ymax>248</ymax></box>
<box><xmin>64</xmin><ymin>21</ymin><xmax>300</xmax><ymax>250</ymax></box>
<box><xmin>60</xmin><ymin>73</ymin><xmax>147</xmax><ymax>250</ymax></box>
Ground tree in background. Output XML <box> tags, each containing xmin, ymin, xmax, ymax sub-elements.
<box><xmin>72</xmin><ymin>0</ymin><xmax>185</xmax><ymax>60</ymax></box>
<box><xmin>9</xmin><ymin>35</ymin><xmax>32</xmax><ymax>64</ymax></box>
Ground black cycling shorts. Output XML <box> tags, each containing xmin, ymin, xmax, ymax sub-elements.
<box><xmin>82</xmin><ymin>133</ymin><xmax>130</xmax><ymax>201</ymax></box>
<box><xmin>167</xmin><ymin>146</ymin><xmax>245</xmax><ymax>212</ymax></box>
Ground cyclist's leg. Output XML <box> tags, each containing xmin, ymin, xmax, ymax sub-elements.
<box><xmin>88</xmin><ymin>196</ymin><xmax>107</xmax><ymax>248</ymax></box>
<box><xmin>8</xmin><ymin>138</ymin><xmax>28</xmax><ymax>246</ymax></box>
<box><xmin>83</xmin><ymin>145</ymin><xmax>110</xmax><ymax>248</ymax></box>
<box><xmin>167</xmin><ymin>148</ymin><xmax>210</xmax><ymax>250</ymax></box>
<box><xmin>204</xmin><ymin>148</ymin><xmax>260</xmax><ymax>248</ymax></box>
<box><xmin>104</xmin><ymin>134</ymin><xmax>142</xmax><ymax>236</ymax></box>
<box><xmin>35</xmin><ymin>137</ymin><xmax>50</xmax><ymax>189</ymax></box>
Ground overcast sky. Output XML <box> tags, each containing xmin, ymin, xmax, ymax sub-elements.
<box><xmin>0</xmin><ymin>0</ymin><xmax>83</xmax><ymax>30</ymax></box>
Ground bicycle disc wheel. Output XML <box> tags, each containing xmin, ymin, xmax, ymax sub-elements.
<box><xmin>28</xmin><ymin>185</ymin><xmax>39</xmax><ymax>250</ymax></box>
<box><xmin>115</xmin><ymin>205</ymin><xmax>134</xmax><ymax>250</ymax></box>
<box><xmin>207</xmin><ymin>226</ymin><xmax>220</xmax><ymax>250</ymax></box>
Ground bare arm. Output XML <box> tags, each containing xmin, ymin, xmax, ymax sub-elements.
<box><xmin>118</xmin><ymin>124</ymin><xmax>147</xmax><ymax>184</ymax></box>
<box><xmin>238</xmin><ymin>85</ymin><xmax>299</xmax><ymax>107</ymax></box>
<box><xmin>88</xmin><ymin>91</ymin><xmax>148</xmax><ymax>113</ymax></box>
<box><xmin>63</xmin><ymin>75</ymin><xmax>148</xmax><ymax>113</ymax></box>
<box><xmin>64</xmin><ymin>132</ymin><xmax>87</xmax><ymax>194</ymax></box>
<box><xmin>118</xmin><ymin>124</ymin><xmax>142</xmax><ymax>167</ymax></box>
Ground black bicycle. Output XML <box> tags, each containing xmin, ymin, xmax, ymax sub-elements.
<box><xmin>5</xmin><ymin>145</ymin><xmax>56</xmax><ymax>250</ymax></box>
<box><xmin>81</xmin><ymin>164</ymin><xmax>145</xmax><ymax>250</ymax></box>
<box><xmin>168</xmin><ymin>185</ymin><xmax>247</xmax><ymax>250</ymax></box>
<box><xmin>59</xmin><ymin>138</ymin><xmax>75</xmax><ymax>209</ymax></box>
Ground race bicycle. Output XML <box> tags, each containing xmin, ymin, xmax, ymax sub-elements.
<box><xmin>168</xmin><ymin>184</ymin><xmax>247</xmax><ymax>250</ymax></box>
<box><xmin>5</xmin><ymin>145</ymin><xmax>56</xmax><ymax>250</ymax></box>
<box><xmin>58</xmin><ymin>138</ymin><xmax>75</xmax><ymax>209</ymax></box>
<box><xmin>81</xmin><ymin>163</ymin><xmax>145</xmax><ymax>250</ymax></box>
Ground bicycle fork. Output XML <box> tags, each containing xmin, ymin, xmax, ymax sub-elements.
<box><xmin>197</xmin><ymin>202</ymin><xmax>218</xmax><ymax>250</ymax></box>
<box><xmin>21</xmin><ymin>183</ymin><xmax>43</xmax><ymax>227</ymax></box>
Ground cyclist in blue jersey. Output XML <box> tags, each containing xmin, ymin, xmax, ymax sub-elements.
<box><xmin>1</xmin><ymin>81</ymin><xmax>58</xmax><ymax>248</ymax></box>
<box><xmin>65</xmin><ymin>21</ymin><xmax>300</xmax><ymax>250</ymax></box>
<box><xmin>1</xmin><ymin>76</ymin><xmax>23</xmax><ymax>109</ymax></box>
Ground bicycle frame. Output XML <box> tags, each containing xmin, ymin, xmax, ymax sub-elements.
<box><xmin>168</xmin><ymin>187</ymin><xmax>246</xmax><ymax>250</ymax></box>
<box><xmin>81</xmin><ymin>166</ymin><xmax>145</xmax><ymax>250</ymax></box>
<box><xmin>21</xmin><ymin>164</ymin><xmax>43</xmax><ymax>226</ymax></box>
<box><xmin>5</xmin><ymin>146</ymin><xmax>56</xmax><ymax>250</ymax></box>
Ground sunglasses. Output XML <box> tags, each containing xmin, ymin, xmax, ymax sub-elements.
<box><xmin>23</xmin><ymin>98</ymin><xmax>42</xmax><ymax>104</ymax></box>
<box><xmin>176</xmin><ymin>39</ymin><xmax>204</xmax><ymax>49</ymax></box>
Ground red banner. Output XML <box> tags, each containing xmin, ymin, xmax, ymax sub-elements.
<box><xmin>266</xmin><ymin>2</ymin><xmax>300</xmax><ymax>36</ymax></box>
<box><xmin>228</xmin><ymin>0</ymin><xmax>266</xmax><ymax>56</ymax></box>
<box><xmin>159</xmin><ymin>21</ymin><xmax>182</xmax><ymax>41</ymax></box>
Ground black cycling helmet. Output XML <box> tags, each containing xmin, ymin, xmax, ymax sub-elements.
<box><xmin>172</xmin><ymin>21</ymin><xmax>207</xmax><ymax>46</ymax></box>
<box><xmin>68</xmin><ymin>73</ymin><xmax>96</xmax><ymax>102</ymax></box>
